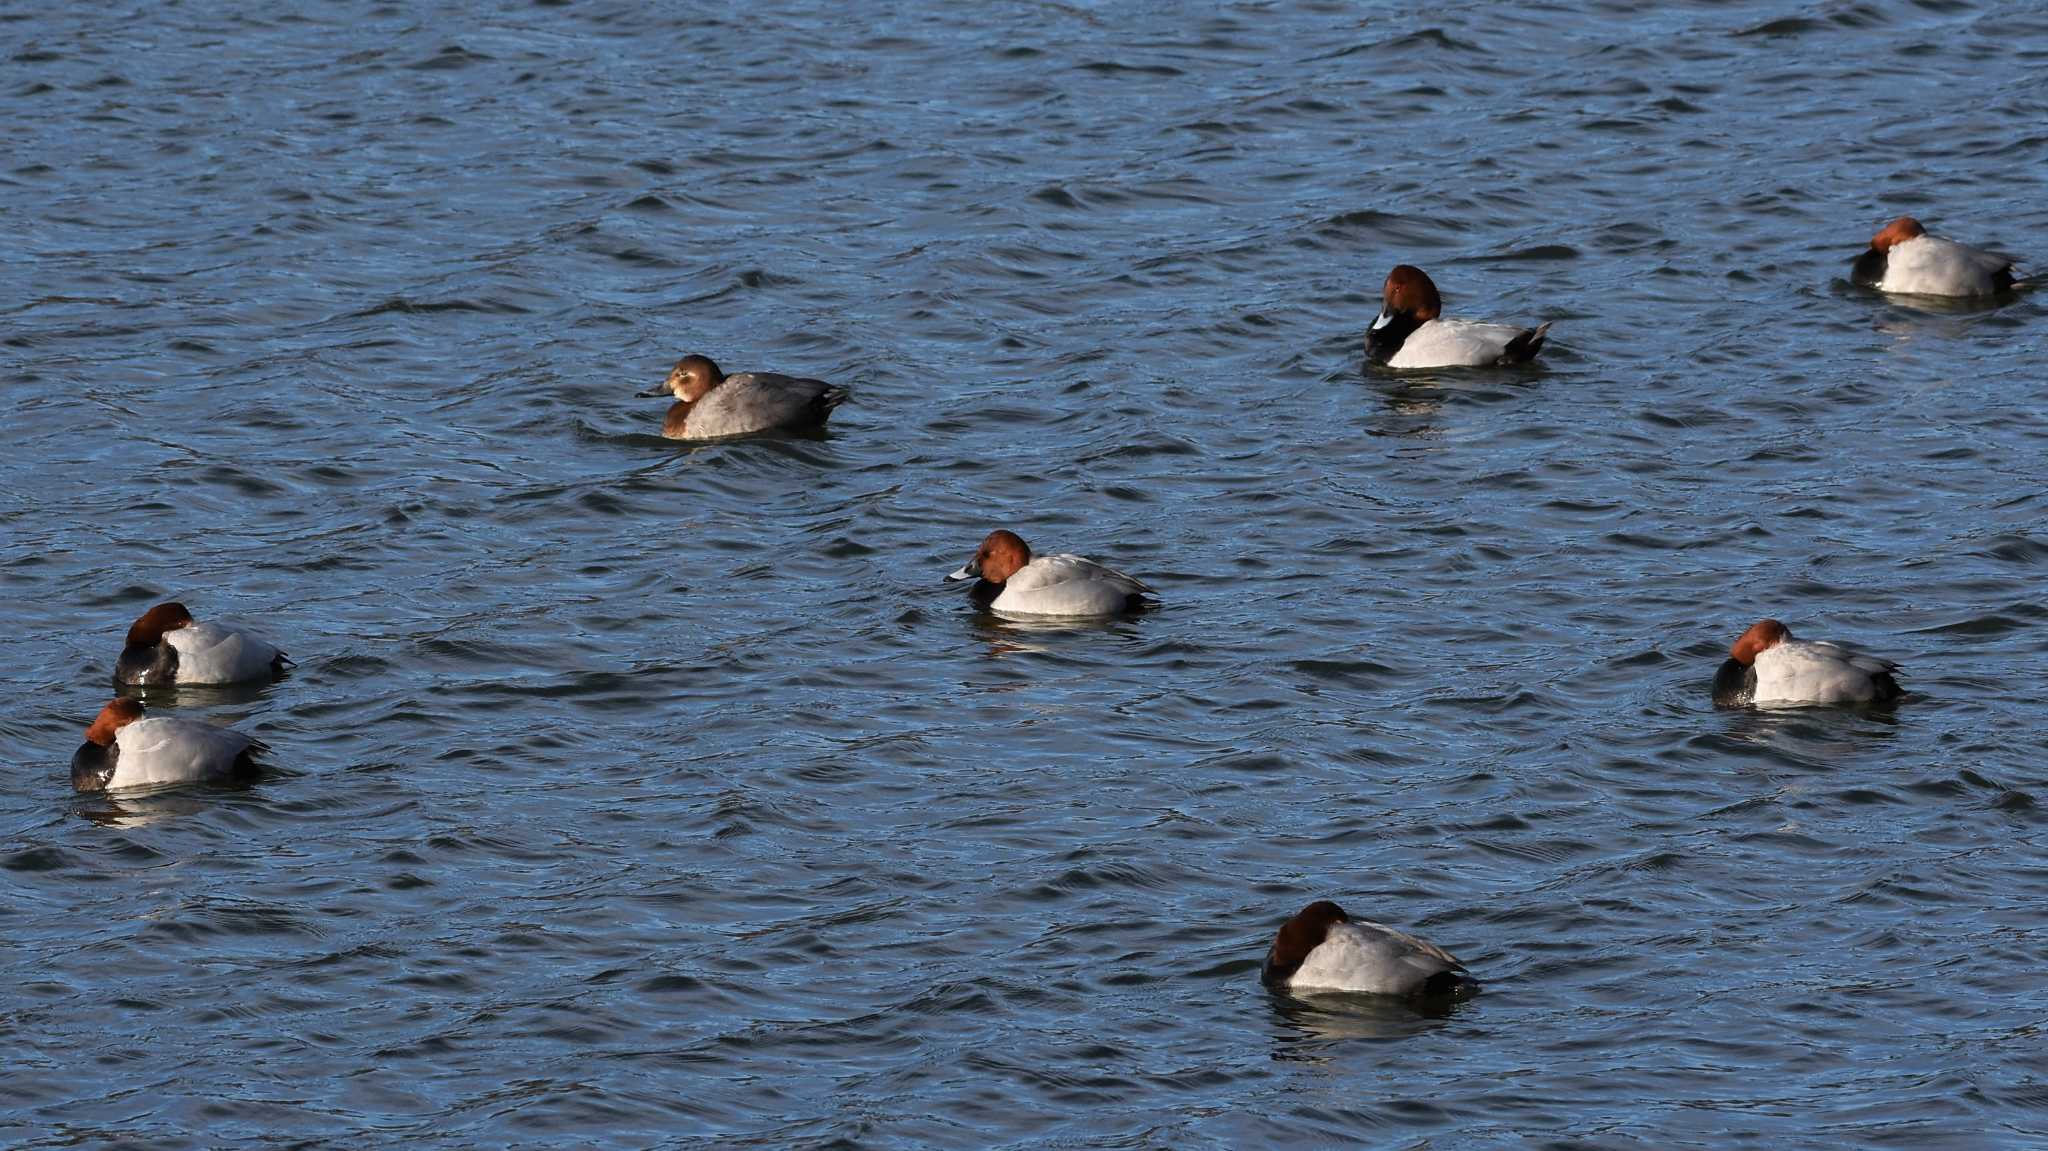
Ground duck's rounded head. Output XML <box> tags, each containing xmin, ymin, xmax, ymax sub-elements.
<box><xmin>1263</xmin><ymin>899</ymin><xmax>1350</xmax><ymax>987</ymax></box>
<box><xmin>84</xmin><ymin>698</ymin><xmax>145</xmax><ymax>746</ymax></box>
<box><xmin>126</xmin><ymin>602</ymin><xmax>194</xmax><ymax>647</ymax></box>
<box><xmin>1381</xmin><ymin>265</ymin><xmax>1443</xmax><ymax>322</ymax></box>
<box><xmin>960</xmin><ymin>529</ymin><xmax>1032</xmax><ymax>585</ymax></box>
<box><xmin>1273</xmin><ymin>900</ymin><xmax>1348</xmax><ymax>957</ymax></box>
<box><xmin>642</xmin><ymin>354</ymin><xmax>725</xmax><ymax>401</ymax></box>
<box><xmin>1731</xmin><ymin>618</ymin><xmax>1791</xmax><ymax>665</ymax></box>
<box><xmin>1870</xmin><ymin>216</ymin><xmax>1926</xmax><ymax>252</ymax></box>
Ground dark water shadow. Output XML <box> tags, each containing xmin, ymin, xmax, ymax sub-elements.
<box><xmin>1834</xmin><ymin>275</ymin><xmax>2027</xmax><ymax>317</ymax></box>
<box><xmin>110</xmin><ymin>676</ymin><xmax>285</xmax><ymax>708</ymax></box>
<box><xmin>1355</xmin><ymin>357</ymin><xmax>1541</xmax><ymax>433</ymax></box>
<box><xmin>1709</xmin><ymin>701</ymin><xmax>1905</xmax><ymax>766</ymax></box>
<box><xmin>1265</xmin><ymin>986</ymin><xmax>1476</xmax><ymax>1054</ymax></box>
<box><xmin>952</xmin><ymin>597</ymin><xmax>1156</xmax><ymax>658</ymax></box>
<box><xmin>70</xmin><ymin>776</ymin><xmax>269</xmax><ymax>827</ymax></box>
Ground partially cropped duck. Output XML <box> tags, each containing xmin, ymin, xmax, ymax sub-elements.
<box><xmin>70</xmin><ymin>698</ymin><xmax>264</xmax><ymax>793</ymax></box>
<box><xmin>1712</xmin><ymin>618</ymin><xmax>1905</xmax><ymax>707</ymax></box>
<box><xmin>946</xmin><ymin>529</ymin><xmax>1152</xmax><ymax>617</ymax></box>
<box><xmin>1365</xmin><ymin>264</ymin><xmax>1550</xmax><ymax>369</ymax></box>
<box><xmin>639</xmin><ymin>354</ymin><xmax>847</xmax><ymax>440</ymax></box>
<box><xmin>1851</xmin><ymin>216</ymin><xmax>2018</xmax><ymax>297</ymax></box>
<box><xmin>116</xmin><ymin>602</ymin><xmax>290</xmax><ymax>687</ymax></box>
<box><xmin>1262</xmin><ymin>900</ymin><xmax>1477</xmax><ymax>998</ymax></box>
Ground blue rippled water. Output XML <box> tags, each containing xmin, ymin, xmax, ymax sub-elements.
<box><xmin>5</xmin><ymin>2</ymin><xmax>2048</xmax><ymax>1147</ymax></box>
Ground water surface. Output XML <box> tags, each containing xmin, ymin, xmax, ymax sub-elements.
<box><xmin>6</xmin><ymin>2</ymin><xmax>2048</xmax><ymax>1147</ymax></box>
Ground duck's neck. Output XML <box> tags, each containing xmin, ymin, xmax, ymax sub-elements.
<box><xmin>664</xmin><ymin>399</ymin><xmax>695</xmax><ymax>437</ymax></box>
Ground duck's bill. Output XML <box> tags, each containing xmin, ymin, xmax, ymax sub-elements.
<box><xmin>636</xmin><ymin>384</ymin><xmax>671</xmax><ymax>398</ymax></box>
<box><xmin>946</xmin><ymin>564</ymin><xmax>977</xmax><ymax>582</ymax></box>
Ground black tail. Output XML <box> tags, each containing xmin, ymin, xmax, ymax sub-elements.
<box><xmin>233</xmin><ymin>738</ymin><xmax>271</xmax><ymax>782</ymax></box>
<box><xmin>1499</xmin><ymin>321</ymin><xmax>1550</xmax><ymax>364</ymax></box>
<box><xmin>1420</xmin><ymin>969</ymin><xmax>1480</xmax><ymax>1000</ymax></box>
<box><xmin>1870</xmin><ymin>670</ymin><xmax>1905</xmax><ymax>704</ymax></box>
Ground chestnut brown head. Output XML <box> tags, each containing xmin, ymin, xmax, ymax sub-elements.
<box><xmin>125</xmin><ymin>602</ymin><xmax>194</xmax><ymax>648</ymax></box>
<box><xmin>1380</xmin><ymin>265</ymin><xmax>1444</xmax><ymax>323</ymax></box>
<box><xmin>639</xmin><ymin>354</ymin><xmax>726</xmax><ymax>402</ymax></box>
<box><xmin>84</xmin><ymin>698</ymin><xmax>146</xmax><ymax>746</ymax></box>
<box><xmin>1265</xmin><ymin>900</ymin><xmax>1351</xmax><ymax>982</ymax></box>
<box><xmin>1870</xmin><ymin>216</ymin><xmax>1926</xmax><ymax>252</ymax></box>
<box><xmin>1730</xmin><ymin>619</ymin><xmax>1791</xmax><ymax>665</ymax></box>
<box><xmin>950</xmin><ymin>529</ymin><xmax>1033</xmax><ymax>585</ymax></box>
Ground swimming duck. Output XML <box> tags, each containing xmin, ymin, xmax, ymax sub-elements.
<box><xmin>70</xmin><ymin>698</ymin><xmax>264</xmax><ymax>792</ymax></box>
<box><xmin>115</xmin><ymin>602</ymin><xmax>290</xmax><ymax>687</ymax></box>
<box><xmin>1851</xmin><ymin>216</ymin><xmax>2017</xmax><ymax>297</ymax></box>
<box><xmin>1365</xmin><ymin>265</ymin><xmax>1550</xmax><ymax>368</ymax></box>
<box><xmin>1711</xmin><ymin>618</ymin><xmax>1905</xmax><ymax>706</ymax></box>
<box><xmin>638</xmin><ymin>354</ymin><xmax>848</xmax><ymax>439</ymax></box>
<box><xmin>946</xmin><ymin>529</ymin><xmax>1153</xmax><ymax>617</ymax></box>
<box><xmin>1261</xmin><ymin>900</ymin><xmax>1477</xmax><ymax>998</ymax></box>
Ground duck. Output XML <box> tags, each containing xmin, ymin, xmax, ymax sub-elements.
<box><xmin>115</xmin><ymin>601</ymin><xmax>291</xmax><ymax>687</ymax></box>
<box><xmin>1261</xmin><ymin>900</ymin><xmax>1477</xmax><ymax>998</ymax></box>
<box><xmin>946</xmin><ymin>529</ymin><xmax>1152</xmax><ymax>617</ymax></box>
<box><xmin>1365</xmin><ymin>265</ymin><xmax>1550</xmax><ymax>369</ymax></box>
<box><xmin>1711</xmin><ymin>618</ymin><xmax>1905</xmax><ymax>707</ymax></box>
<box><xmin>638</xmin><ymin>354</ymin><xmax>848</xmax><ymax>439</ymax></box>
<box><xmin>1851</xmin><ymin>216</ymin><xmax>2017</xmax><ymax>297</ymax></box>
<box><xmin>70</xmin><ymin>698</ymin><xmax>264</xmax><ymax>793</ymax></box>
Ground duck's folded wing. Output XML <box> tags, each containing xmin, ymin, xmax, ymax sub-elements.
<box><xmin>690</xmin><ymin>374</ymin><xmax>836</xmax><ymax>437</ymax></box>
<box><xmin>738</xmin><ymin>371</ymin><xmax>831</xmax><ymax>391</ymax></box>
<box><xmin>1415</xmin><ymin>319</ymin><xmax>1525</xmax><ymax>360</ymax></box>
<box><xmin>1010</xmin><ymin>553</ymin><xmax>1151</xmax><ymax>595</ymax></box>
<box><xmin>117</xmin><ymin>720</ymin><xmax>252</xmax><ymax>784</ymax></box>
<box><xmin>1368</xmin><ymin>922</ymin><xmax>1465</xmax><ymax>974</ymax></box>
<box><xmin>168</xmin><ymin>622</ymin><xmax>281</xmax><ymax>682</ymax></box>
<box><xmin>1898</xmin><ymin>237</ymin><xmax>2013</xmax><ymax>286</ymax></box>
<box><xmin>1802</xmin><ymin>640</ymin><xmax>1897</xmax><ymax>675</ymax></box>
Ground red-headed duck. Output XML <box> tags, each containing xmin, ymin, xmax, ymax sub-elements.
<box><xmin>71</xmin><ymin>698</ymin><xmax>264</xmax><ymax>792</ymax></box>
<box><xmin>116</xmin><ymin>602</ymin><xmax>290</xmax><ymax>687</ymax></box>
<box><xmin>1712</xmin><ymin>618</ymin><xmax>1905</xmax><ymax>707</ymax></box>
<box><xmin>945</xmin><ymin>529</ymin><xmax>1152</xmax><ymax>617</ymax></box>
<box><xmin>1261</xmin><ymin>900</ymin><xmax>1477</xmax><ymax>998</ymax></box>
<box><xmin>1851</xmin><ymin>216</ymin><xmax>2018</xmax><ymax>297</ymax></box>
<box><xmin>1365</xmin><ymin>265</ymin><xmax>1551</xmax><ymax>369</ymax></box>
<box><xmin>637</xmin><ymin>354</ymin><xmax>848</xmax><ymax>439</ymax></box>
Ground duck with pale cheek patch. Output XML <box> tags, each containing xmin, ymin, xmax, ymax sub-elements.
<box><xmin>1261</xmin><ymin>900</ymin><xmax>1477</xmax><ymax>998</ymax></box>
<box><xmin>115</xmin><ymin>601</ymin><xmax>291</xmax><ymax>687</ymax></box>
<box><xmin>638</xmin><ymin>353</ymin><xmax>848</xmax><ymax>440</ymax></box>
<box><xmin>70</xmin><ymin>698</ymin><xmax>266</xmax><ymax>793</ymax></box>
<box><xmin>1711</xmin><ymin>618</ymin><xmax>1905</xmax><ymax>707</ymax></box>
<box><xmin>1850</xmin><ymin>216</ymin><xmax>2019</xmax><ymax>297</ymax></box>
<box><xmin>946</xmin><ymin>529</ymin><xmax>1153</xmax><ymax>617</ymax></box>
<box><xmin>1364</xmin><ymin>264</ymin><xmax>1550</xmax><ymax>369</ymax></box>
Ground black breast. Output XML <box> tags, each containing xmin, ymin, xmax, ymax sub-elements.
<box><xmin>114</xmin><ymin>642</ymin><xmax>177</xmax><ymax>686</ymax></box>
<box><xmin>1258</xmin><ymin>954</ymin><xmax>1289</xmax><ymax>988</ymax></box>
<box><xmin>1850</xmin><ymin>248</ymin><xmax>1888</xmax><ymax>289</ymax></box>
<box><xmin>1364</xmin><ymin>312</ymin><xmax>1425</xmax><ymax>365</ymax></box>
<box><xmin>968</xmin><ymin>579</ymin><xmax>1002</xmax><ymax>610</ymax></box>
<box><xmin>71</xmin><ymin>743</ymin><xmax>117</xmax><ymax>792</ymax></box>
<box><xmin>1710</xmin><ymin>658</ymin><xmax>1756</xmax><ymax>707</ymax></box>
